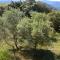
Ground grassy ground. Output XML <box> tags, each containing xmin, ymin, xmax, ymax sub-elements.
<box><xmin>49</xmin><ymin>41</ymin><xmax>60</xmax><ymax>55</ymax></box>
<box><xmin>0</xmin><ymin>39</ymin><xmax>60</xmax><ymax>60</ymax></box>
<box><xmin>48</xmin><ymin>33</ymin><xmax>60</xmax><ymax>55</ymax></box>
<box><xmin>0</xmin><ymin>41</ymin><xmax>12</xmax><ymax>60</ymax></box>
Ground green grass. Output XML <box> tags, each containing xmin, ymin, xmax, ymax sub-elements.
<box><xmin>50</xmin><ymin>40</ymin><xmax>60</xmax><ymax>55</ymax></box>
<box><xmin>0</xmin><ymin>41</ymin><xmax>12</xmax><ymax>60</ymax></box>
<box><xmin>48</xmin><ymin>33</ymin><xmax>60</xmax><ymax>55</ymax></box>
<box><xmin>0</xmin><ymin>39</ymin><xmax>60</xmax><ymax>60</ymax></box>
<box><xmin>0</xmin><ymin>49</ymin><xmax>10</xmax><ymax>60</ymax></box>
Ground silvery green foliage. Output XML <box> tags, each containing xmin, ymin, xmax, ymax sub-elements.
<box><xmin>1</xmin><ymin>9</ymin><xmax>24</xmax><ymax>47</ymax></box>
<box><xmin>17</xmin><ymin>12</ymin><xmax>56</xmax><ymax>48</ymax></box>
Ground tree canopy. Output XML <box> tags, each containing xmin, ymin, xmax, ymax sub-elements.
<box><xmin>48</xmin><ymin>11</ymin><xmax>60</xmax><ymax>33</ymax></box>
<box><xmin>17</xmin><ymin>12</ymin><xmax>56</xmax><ymax>49</ymax></box>
<box><xmin>0</xmin><ymin>9</ymin><xmax>57</xmax><ymax>50</ymax></box>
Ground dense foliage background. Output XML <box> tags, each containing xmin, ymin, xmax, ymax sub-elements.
<box><xmin>0</xmin><ymin>0</ymin><xmax>60</xmax><ymax>60</ymax></box>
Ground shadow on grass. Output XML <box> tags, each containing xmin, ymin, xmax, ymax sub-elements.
<box><xmin>20</xmin><ymin>48</ymin><xmax>56</xmax><ymax>60</ymax></box>
<box><xmin>56</xmin><ymin>55</ymin><xmax>60</xmax><ymax>60</ymax></box>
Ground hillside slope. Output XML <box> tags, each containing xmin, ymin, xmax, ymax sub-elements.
<box><xmin>44</xmin><ymin>1</ymin><xmax>60</xmax><ymax>10</ymax></box>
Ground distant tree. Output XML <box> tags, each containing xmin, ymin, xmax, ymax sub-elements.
<box><xmin>49</xmin><ymin>11</ymin><xmax>60</xmax><ymax>33</ymax></box>
<box><xmin>8</xmin><ymin>1</ymin><xmax>52</xmax><ymax>18</ymax></box>
<box><xmin>17</xmin><ymin>12</ymin><xmax>56</xmax><ymax>49</ymax></box>
<box><xmin>31</xmin><ymin>2</ymin><xmax>52</xmax><ymax>13</ymax></box>
<box><xmin>0</xmin><ymin>7</ymin><xmax>5</xmax><ymax>16</ymax></box>
<box><xmin>8</xmin><ymin>1</ymin><xmax>22</xmax><ymax>9</ymax></box>
<box><xmin>26</xmin><ymin>0</ymin><xmax>35</xmax><ymax>4</ymax></box>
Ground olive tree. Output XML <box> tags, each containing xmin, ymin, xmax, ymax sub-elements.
<box><xmin>17</xmin><ymin>12</ymin><xmax>56</xmax><ymax>49</ymax></box>
<box><xmin>2</xmin><ymin>9</ymin><xmax>24</xmax><ymax>49</ymax></box>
